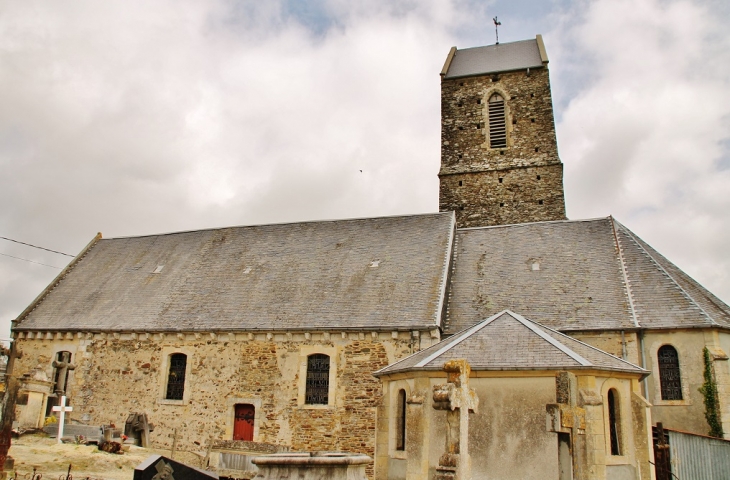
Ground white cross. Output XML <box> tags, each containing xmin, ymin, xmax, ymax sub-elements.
<box><xmin>51</xmin><ymin>395</ymin><xmax>73</xmax><ymax>444</ymax></box>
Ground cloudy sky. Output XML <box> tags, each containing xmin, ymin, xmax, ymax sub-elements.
<box><xmin>1</xmin><ymin>0</ymin><xmax>729</xmax><ymax>339</ymax></box>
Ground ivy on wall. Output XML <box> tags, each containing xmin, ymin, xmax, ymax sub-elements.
<box><xmin>699</xmin><ymin>347</ymin><xmax>724</xmax><ymax>438</ymax></box>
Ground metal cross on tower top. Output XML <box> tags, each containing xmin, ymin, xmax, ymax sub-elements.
<box><xmin>493</xmin><ymin>16</ymin><xmax>502</xmax><ymax>44</ymax></box>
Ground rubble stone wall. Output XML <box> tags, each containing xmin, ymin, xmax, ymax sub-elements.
<box><xmin>12</xmin><ymin>330</ymin><xmax>425</xmax><ymax>479</ymax></box>
<box><xmin>440</xmin><ymin>67</ymin><xmax>566</xmax><ymax>227</ymax></box>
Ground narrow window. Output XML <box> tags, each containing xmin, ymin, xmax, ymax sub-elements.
<box><xmin>166</xmin><ymin>353</ymin><xmax>187</xmax><ymax>400</ymax></box>
<box><xmin>658</xmin><ymin>345</ymin><xmax>683</xmax><ymax>400</ymax></box>
<box><xmin>396</xmin><ymin>389</ymin><xmax>406</xmax><ymax>451</ymax></box>
<box><xmin>607</xmin><ymin>389</ymin><xmax>622</xmax><ymax>455</ymax></box>
<box><xmin>488</xmin><ymin>93</ymin><xmax>507</xmax><ymax>148</ymax></box>
<box><xmin>47</xmin><ymin>351</ymin><xmax>74</xmax><ymax>415</ymax></box>
<box><xmin>305</xmin><ymin>354</ymin><xmax>330</xmax><ymax>404</ymax></box>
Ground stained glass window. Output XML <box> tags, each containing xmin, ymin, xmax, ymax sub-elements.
<box><xmin>305</xmin><ymin>354</ymin><xmax>330</xmax><ymax>405</ymax></box>
<box><xmin>396</xmin><ymin>389</ymin><xmax>406</xmax><ymax>451</ymax></box>
<box><xmin>608</xmin><ymin>389</ymin><xmax>622</xmax><ymax>456</ymax></box>
<box><xmin>658</xmin><ymin>345</ymin><xmax>683</xmax><ymax>400</ymax></box>
<box><xmin>166</xmin><ymin>353</ymin><xmax>187</xmax><ymax>400</ymax></box>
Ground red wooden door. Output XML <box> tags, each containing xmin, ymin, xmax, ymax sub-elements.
<box><xmin>233</xmin><ymin>404</ymin><xmax>255</xmax><ymax>441</ymax></box>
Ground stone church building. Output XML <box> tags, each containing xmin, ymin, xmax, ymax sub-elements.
<box><xmin>10</xmin><ymin>36</ymin><xmax>730</xmax><ymax>479</ymax></box>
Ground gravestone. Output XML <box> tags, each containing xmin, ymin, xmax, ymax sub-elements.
<box><xmin>546</xmin><ymin>371</ymin><xmax>587</xmax><ymax>480</ymax></box>
<box><xmin>252</xmin><ymin>452</ymin><xmax>370</xmax><ymax>480</ymax></box>
<box><xmin>432</xmin><ymin>359</ymin><xmax>479</xmax><ymax>480</ymax></box>
<box><xmin>134</xmin><ymin>455</ymin><xmax>218</xmax><ymax>480</ymax></box>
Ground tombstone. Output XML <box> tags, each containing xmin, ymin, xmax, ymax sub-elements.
<box><xmin>134</xmin><ymin>455</ymin><xmax>218</xmax><ymax>480</ymax></box>
<box><xmin>546</xmin><ymin>372</ymin><xmax>587</xmax><ymax>480</ymax></box>
<box><xmin>252</xmin><ymin>452</ymin><xmax>371</xmax><ymax>480</ymax></box>
<box><xmin>432</xmin><ymin>359</ymin><xmax>479</xmax><ymax>480</ymax></box>
<box><xmin>51</xmin><ymin>395</ymin><xmax>73</xmax><ymax>444</ymax></box>
<box><xmin>52</xmin><ymin>352</ymin><xmax>75</xmax><ymax>397</ymax></box>
<box><xmin>125</xmin><ymin>413</ymin><xmax>155</xmax><ymax>447</ymax></box>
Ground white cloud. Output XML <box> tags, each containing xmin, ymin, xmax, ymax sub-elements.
<box><xmin>554</xmin><ymin>0</ymin><xmax>730</xmax><ymax>300</ymax></box>
<box><xmin>1</xmin><ymin>0</ymin><xmax>729</xmax><ymax>337</ymax></box>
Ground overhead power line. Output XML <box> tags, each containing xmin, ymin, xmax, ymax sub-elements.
<box><xmin>0</xmin><ymin>236</ymin><xmax>74</xmax><ymax>257</ymax></box>
<box><xmin>0</xmin><ymin>252</ymin><xmax>62</xmax><ymax>269</ymax></box>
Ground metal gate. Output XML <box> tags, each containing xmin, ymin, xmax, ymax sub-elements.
<box><xmin>653</xmin><ymin>423</ymin><xmax>730</xmax><ymax>479</ymax></box>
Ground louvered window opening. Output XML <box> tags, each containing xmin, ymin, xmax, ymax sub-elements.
<box><xmin>488</xmin><ymin>94</ymin><xmax>507</xmax><ymax>148</ymax></box>
<box><xmin>166</xmin><ymin>353</ymin><xmax>187</xmax><ymax>400</ymax></box>
<box><xmin>305</xmin><ymin>354</ymin><xmax>330</xmax><ymax>404</ymax></box>
<box><xmin>658</xmin><ymin>345</ymin><xmax>683</xmax><ymax>400</ymax></box>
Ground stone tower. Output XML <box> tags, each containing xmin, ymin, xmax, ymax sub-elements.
<box><xmin>439</xmin><ymin>35</ymin><xmax>566</xmax><ymax>228</ymax></box>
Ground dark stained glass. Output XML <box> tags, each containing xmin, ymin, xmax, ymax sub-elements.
<box><xmin>305</xmin><ymin>354</ymin><xmax>330</xmax><ymax>405</ymax></box>
<box><xmin>396</xmin><ymin>389</ymin><xmax>406</xmax><ymax>451</ymax></box>
<box><xmin>658</xmin><ymin>345</ymin><xmax>683</xmax><ymax>400</ymax></box>
<box><xmin>608</xmin><ymin>389</ymin><xmax>621</xmax><ymax>456</ymax></box>
<box><xmin>166</xmin><ymin>353</ymin><xmax>187</xmax><ymax>400</ymax></box>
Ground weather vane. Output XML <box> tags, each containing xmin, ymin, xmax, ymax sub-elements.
<box><xmin>493</xmin><ymin>16</ymin><xmax>501</xmax><ymax>44</ymax></box>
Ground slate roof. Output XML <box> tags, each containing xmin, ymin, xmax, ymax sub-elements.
<box><xmin>375</xmin><ymin>310</ymin><xmax>648</xmax><ymax>377</ymax></box>
<box><xmin>443</xmin><ymin>38</ymin><xmax>546</xmax><ymax>79</ymax></box>
<box><xmin>15</xmin><ymin>212</ymin><xmax>456</xmax><ymax>332</ymax></box>
<box><xmin>444</xmin><ymin>217</ymin><xmax>730</xmax><ymax>334</ymax></box>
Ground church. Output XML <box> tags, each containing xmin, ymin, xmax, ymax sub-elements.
<box><xmin>9</xmin><ymin>36</ymin><xmax>730</xmax><ymax>479</ymax></box>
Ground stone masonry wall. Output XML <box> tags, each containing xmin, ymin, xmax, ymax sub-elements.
<box><xmin>12</xmin><ymin>330</ymin><xmax>424</xmax><ymax>479</ymax></box>
<box><xmin>440</xmin><ymin>67</ymin><xmax>566</xmax><ymax>227</ymax></box>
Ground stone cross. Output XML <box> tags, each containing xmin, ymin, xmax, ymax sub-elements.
<box><xmin>546</xmin><ymin>372</ymin><xmax>586</xmax><ymax>480</ymax></box>
<box><xmin>168</xmin><ymin>429</ymin><xmax>181</xmax><ymax>459</ymax></box>
<box><xmin>432</xmin><ymin>359</ymin><xmax>479</xmax><ymax>480</ymax></box>
<box><xmin>52</xmin><ymin>352</ymin><xmax>75</xmax><ymax>396</ymax></box>
<box><xmin>51</xmin><ymin>395</ymin><xmax>73</xmax><ymax>444</ymax></box>
<box><xmin>152</xmin><ymin>459</ymin><xmax>175</xmax><ymax>480</ymax></box>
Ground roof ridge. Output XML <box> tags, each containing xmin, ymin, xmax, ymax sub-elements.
<box><xmin>435</xmin><ymin>213</ymin><xmax>457</xmax><ymax>329</ymax></box>
<box><xmin>507</xmin><ymin>311</ymin><xmax>590</xmax><ymax>366</ymax></box>
<box><xmin>456</xmin><ymin>216</ymin><xmax>611</xmax><ymax>232</ymax></box>
<box><xmin>107</xmin><ymin>211</ymin><xmax>454</xmax><ymax>240</ymax></box>
<box><xmin>613</xmin><ymin>220</ymin><xmax>719</xmax><ymax>327</ymax></box>
<box><xmin>414</xmin><ymin>310</ymin><xmax>510</xmax><ymax>367</ymax></box>
<box><xmin>610</xmin><ymin>216</ymin><xmax>640</xmax><ymax>328</ymax></box>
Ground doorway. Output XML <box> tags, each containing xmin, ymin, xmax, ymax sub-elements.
<box><xmin>233</xmin><ymin>404</ymin><xmax>255</xmax><ymax>441</ymax></box>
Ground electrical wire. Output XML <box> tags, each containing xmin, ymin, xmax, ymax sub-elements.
<box><xmin>0</xmin><ymin>252</ymin><xmax>62</xmax><ymax>269</ymax></box>
<box><xmin>0</xmin><ymin>236</ymin><xmax>74</xmax><ymax>257</ymax></box>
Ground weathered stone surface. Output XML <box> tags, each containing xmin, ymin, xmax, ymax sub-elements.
<box><xmin>439</xmin><ymin>67</ymin><xmax>566</xmax><ymax>227</ymax></box>
<box><xmin>13</xmin><ymin>332</ymin><xmax>415</xmax><ymax>480</ymax></box>
<box><xmin>252</xmin><ymin>452</ymin><xmax>370</xmax><ymax>480</ymax></box>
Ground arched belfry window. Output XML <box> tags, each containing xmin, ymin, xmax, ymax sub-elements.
<box><xmin>607</xmin><ymin>389</ymin><xmax>622</xmax><ymax>456</ymax></box>
<box><xmin>396</xmin><ymin>389</ymin><xmax>406</xmax><ymax>451</ymax></box>
<box><xmin>658</xmin><ymin>345</ymin><xmax>683</xmax><ymax>400</ymax></box>
<box><xmin>305</xmin><ymin>354</ymin><xmax>330</xmax><ymax>404</ymax></box>
<box><xmin>488</xmin><ymin>93</ymin><xmax>507</xmax><ymax>148</ymax></box>
<box><xmin>166</xmin><ymin>353</ymin><xmax>187</xmax><ymax>400</ymax></box>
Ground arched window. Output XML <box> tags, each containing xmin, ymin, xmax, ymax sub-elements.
<box><xmin>305</xmin><ymin>354</ymin><xmax>330</xmax><ymax>405</ymax></box>
<box><xmin>166</xmin><ymin>353</ymin><xmax>187</xmax><ymax>400</ymax></box>
<box><xmin>607</xmin><ymin>389</ymin><xmax>622</xmax><ymax>456</ymax></box>
<box><xmin>488</xmin><ymin>93</ymin><xmax>507</xmax><ymax>148</ymax></box>
<box><xmin>658</xmin><ymin>345</ymin><xmax>683</xmax><ymax>400</ymax></box>
<box><xmin>396</xmin><ymin>389</ymin><xmax>406</xmax><ymax>451</ymax></box>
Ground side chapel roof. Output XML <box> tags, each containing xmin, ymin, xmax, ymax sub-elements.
<box><xmin>444</xmin><ymin>217</ymin><xmax>730</xmax><ymax>333</ymax></box>
<box><xmin>374</xmin><ymin>310</ymin><xmax>648</xmax><ymax>377</ymax></box>
<box><xmin>15</xmin><ymin>212</ymin><xmax>456</xmax><ymax>333</ymax></box>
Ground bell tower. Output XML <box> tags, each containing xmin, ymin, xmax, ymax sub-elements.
<box><xmin>439</xmin><ymin>35</ymin><xmax>566</xmax><ymax>228</ymax></box>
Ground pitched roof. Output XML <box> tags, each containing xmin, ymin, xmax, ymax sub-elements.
<box><xmin>375</xmin><ymin>310</ymin><xmax>647</xmax><ymax>376</ymax></box>
<box><xmin>442</xmin><ymin>37</ymin><xmax>547</xmax><ymax>79</ymax></box>
<box><xmin>444</xmin><ymin>217</ymin><xmax>730</xmax><ymax>333</ymax></box>
<box><xmin>15</xmin><ymin>212</ymin><xmax>456</xmax><ymax>332</ymax></box>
